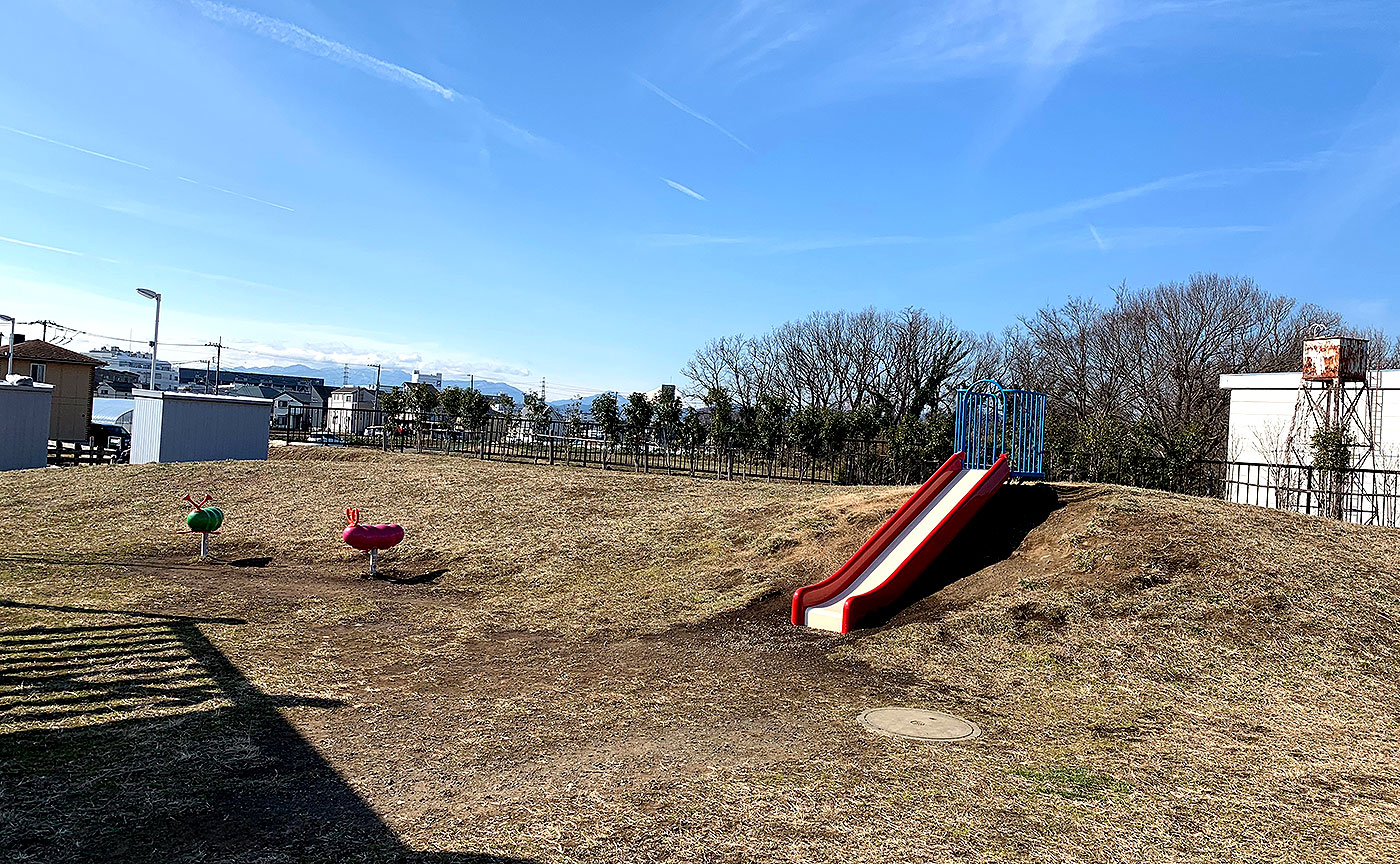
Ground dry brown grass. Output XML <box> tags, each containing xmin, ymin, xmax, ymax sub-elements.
<box><xmin>2</xmin><ymin>450</ymin><xmax>1398</xmax><ymax>862</ymax></box>
<box><xmin>0</xmin><ymin>448</ymin><xmax>903</xmax><ymax>637</ymax></box>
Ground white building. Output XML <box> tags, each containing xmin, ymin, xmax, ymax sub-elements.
<box><xmin>87</xmin><ymin>346</ymin><xmax>180</xmax><ymax>390</ymax></box>
<box><xmin>1219</xmin><ymin>371</ymin><xmax>1400</xmax><ymax>465</ymax></box>
<box><xmin>326</xmin><ymin>386</ymin><xmax>381</xmax><ymax>435</ymax></box>
<box><xmin>1219</xmin><ymin>370</ymin><xmax>1400</xmax><ymax>526</ymax></box>
<box><xmin>646</xmin><ymin>384</ymin><xmax>676</xmax><ymax>403</ymax></box>
<box><xmin>411</xmin><ymin>370</ymin><xmax>442</xmax><ymax>389</ymax></box>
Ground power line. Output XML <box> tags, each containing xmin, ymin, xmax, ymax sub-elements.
<box><xmin>23</xmin><ymin>320</ymin><xmax>141</xmax><ymax>347</ymax></box>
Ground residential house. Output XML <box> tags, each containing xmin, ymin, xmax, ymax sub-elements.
<box><xmin>95</xmin><ymin>368</ymin><xmax>141</xmax><ymax>398</ymax></box>
<box><xmin>0</xmin><ymin>338</ymin><xmax>105</xmax><ymax>442</ymax></box>
<box><xmin>326</xmin><ymin>386</ymin><xmax>381</xmax><ymax>435</ymax></box>
<box><xmin>224</xmin><ymin>384</ymin><xmax>312</xmax><ymax>429</ymax></box>
<box><xmin>301</xmin><ymin>385</ymin><xmax>336</xmax><ymax>429</ymax></box>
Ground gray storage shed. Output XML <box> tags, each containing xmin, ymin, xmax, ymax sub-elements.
<box><xmin>131</xmin><ymin>390</ymin><xmax>273</xmax><ymax>464</ymax></box>
<box><xmin>0</xmin><ymin>377</ymin><xmax>55</xmax><ymax>471</ymax></box>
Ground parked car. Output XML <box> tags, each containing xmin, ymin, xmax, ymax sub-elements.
<box><xmin>306</xmin><ymin>433</ymin><xmax>348</xmax><ymax>447</ymax></box>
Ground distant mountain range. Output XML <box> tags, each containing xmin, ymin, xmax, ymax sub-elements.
<box><xmin>217</xmin><ymin>363</ymin><xmax>607</xmax><ymax>412</ymax></box>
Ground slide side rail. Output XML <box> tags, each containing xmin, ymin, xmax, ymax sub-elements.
<box><xmin>791</xmin><ymin>451</ymin><xmax>967</xmax><ymax>625</ymax></box>
<box><xmin>842</xmin><ymin>453</ymin><xmax>1010</xmax><ymax>630</ymax></box>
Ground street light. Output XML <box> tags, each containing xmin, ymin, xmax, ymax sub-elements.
<box><xmin>135</xmin><ymin>288</ymin><xmax>162</xmax><ymax>390</ymax></box>
<box><xmin>0</xmin><ymin>314</ymin><xmax>13</xmax><ymax>379</ymax></box>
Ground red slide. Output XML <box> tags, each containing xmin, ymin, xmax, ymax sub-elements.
<box><xmin>792</xmin><ymin>451</ymin><xmax>1010</xmax><ymax>633</ymax></box>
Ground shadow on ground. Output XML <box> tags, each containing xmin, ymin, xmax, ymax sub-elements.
<box><xmin>367</xmin><ymin>568</ymin><xmax>450</xmax><ymax>586</ymax></box>
<box><xmin>0</xmin><ymin>600</ymin><xmax>533</xmax><ymax>863</ymax></box>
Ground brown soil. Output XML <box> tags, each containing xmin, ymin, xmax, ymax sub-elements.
<box><xmin>2</xmin><ymin>451</ymin><xmax>1398</xmax><ymax>862</ymax></box>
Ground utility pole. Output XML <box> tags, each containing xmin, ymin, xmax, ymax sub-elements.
<box><xmin>342</xmin><ymin>363</ymin><xmax>349</xmax><ymax>386</ymax></box>
<box><xmin>367</xmin><ymin>363</ymin><xmax>383</xmax><ymax>449</ymax></box>
<box><xmin>541</xmin><ymin>377</ymin><xmax>547</xmax><ymax>402</ymax></box>
<box><xmin>32</xmin><ymin>319</ymin><xmax>59</xmax><ymax>341</ymax></box>
<box><xmin>204</xmin><ymin>339</ymin><xmax>224</xmax><ymax>391</ymax></box>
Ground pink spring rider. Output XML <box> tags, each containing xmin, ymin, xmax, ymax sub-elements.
<box><xmin>342</xmin><ymin>508</ymin><xmax>404</xmax><ymax>575</ymax></box>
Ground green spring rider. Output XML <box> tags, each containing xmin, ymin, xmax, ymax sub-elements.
<box><xmin>184</xmin><ymin>494</ymin><xmax>224</xmax><ymax>558</ymax></box>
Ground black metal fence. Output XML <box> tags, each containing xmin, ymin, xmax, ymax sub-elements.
<box><xmin>271</xmin><ymin>405</ymin><xmax>934</xmax><ymax>485</ymax></box>
<box><xmin>267</xmin><ymin>406</ymin><xmax>1400</xmax><ymax>525</ymax></box>
<box><xmin>1203</xmin><ymin>460</ymin><xmax>1400</xmax><ymax>528</ymax></box>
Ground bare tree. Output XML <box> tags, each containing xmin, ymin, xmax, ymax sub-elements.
<box><xmin>687</xmin><ymin>307</ymin><xmax>974</xmax><ymax>419</ymax></box>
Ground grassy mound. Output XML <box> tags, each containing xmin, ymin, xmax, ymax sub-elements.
<box><xmin>0</xmin><ymin>450</ymin><xmax>911</xmax><ymax>635</ymax></box>
<box><xmin>2</xmin><ymin>450</ymin><xmax>1398</xmax><ymax>862</ymax></box>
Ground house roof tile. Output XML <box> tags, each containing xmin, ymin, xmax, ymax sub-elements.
<box><xmin>0</xmin><ymin>340</ymin><xmax>104</xmax><ymax>366</ymax></box>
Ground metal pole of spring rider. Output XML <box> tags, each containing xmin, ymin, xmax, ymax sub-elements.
<box><xmin>200</xmin><ymin>532</ymin><xmax>210</xmax><ymax>559</ymax></box>
<box><xmin>369</xmin><ymin>548</ymin><xmax>379</xmax><ymax>576</ymax></box>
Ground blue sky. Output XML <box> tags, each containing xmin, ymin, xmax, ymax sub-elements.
<box><xmin>1</xmin><ymin>1</ymin><xmax>1399</xmax><ymax>395</ymax></box>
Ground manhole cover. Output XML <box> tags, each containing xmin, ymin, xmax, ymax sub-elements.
<box><xmin>858</xmin><ymin>707</ymin><xmax>980</xmax><ymax>742</ymax></box>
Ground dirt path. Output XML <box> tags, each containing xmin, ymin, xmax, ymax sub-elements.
<box><xmin>2</xmin><ymin>555</ymin><xmax>960</xmax><ymax>863</ymax></box>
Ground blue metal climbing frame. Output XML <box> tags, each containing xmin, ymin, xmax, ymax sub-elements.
<box><xmin>953</xmin><ymin>380</ymin><xmax>1047</xmax><ymax>478</ymax></box>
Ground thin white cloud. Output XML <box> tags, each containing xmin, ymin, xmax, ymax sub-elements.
<box><xmin>152</xmin><ymin>263</ymin><xmax>283</xmax><ymax>292</ymax></box>
<box><xmin>0</xmin><ymin>234</ymin><xmax>84</xmax><ymax>257</ymax></box>
<box><xmin>177</xmin><ymin>176</ymin><xmax>294</xmax><ymax>212</ymax></box>
<box><xmin>0</xmin><ymin>125</ymin><xmax>151</xmax><ymax>170</ymax></box>
<box><xmin>190</xmin><ymin>0</ymin><xmax>455</xmax><ymax>100</ymax></box>
<box><xmin>2</xmin><ymin>125</ymin><xmax>297</xmax><ymax>213</ymax></box>
<box><xmin>662</xmin><ymin>178</ymin><xmax>707</xmax><ymax>200</ymax></box>
<box><xmin>1069</xmin><ymin>224</ymin><xmax>1267</xmax><ymax>251</ymax></box>
<box><xmin>0</xmin><ymin>234</ymin><xmax>293</xmax><ymax>283</ymax></box>
<box><xmin>190</xmin><ymin>1</ymin><xmax>547</xmax><ymax>151</ymax></box>
<box><xmin>0</xmin><ymin>267</ymin><xmax>561</xmax><ymax>386</ymax></box>
<box><xmin>0</xmin><ymin>233</ymin><xmax>121</xmax><ymax>263</ymax></box>
<box><xmin>1286</xmin><ymin>56</ymin><xmax>1400</xmax><ymax>248</ymax></box>
<box><xmin>702</xmin><ymin>1</ymin><xmax>828</xmax><ymax>74</ymax></box>
<box><xmin>636</xmin><ymin>76</ymin><xmax>753</xmax><ymax>151</ymax></box>
<box><xmin>985</xmin><ymin>152</ymin><xmax>1331</xmax><ymax>234</ymax></box>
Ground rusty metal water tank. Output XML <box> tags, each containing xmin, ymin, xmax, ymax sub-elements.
<box><xmin>1302</xmin><ymin>337</ymin><xmax>1368</xmax><ymax>382</ymax></box>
